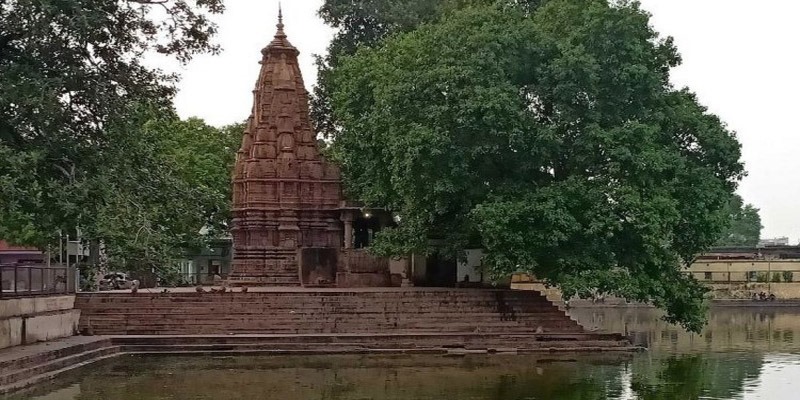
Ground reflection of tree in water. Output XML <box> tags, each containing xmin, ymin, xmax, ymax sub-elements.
<box><xmin>631</xmin><ymin>353</ymin><xmax>762</xmax><ymax>400</ymax></box>
<box><xmin>569</xmin><ymin>307</ymin><xmax>800</xmax><ymax>354</ymax></box>
<box><xmin>480</xmin><ymin>362</ymin><xmax>624</xmax><ymax>400</ymax></box>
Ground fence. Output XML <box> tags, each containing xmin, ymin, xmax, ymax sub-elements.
<box><xmin>0</xmin><ymin>265</ymin><xmax>77</xmax><ymax>298</ymax></box>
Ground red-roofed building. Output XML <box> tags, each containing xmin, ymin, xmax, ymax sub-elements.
<box><xmin>0</xmin><ymin>241</ymin><xmax>44</xmax><ymax>266</ymax></box>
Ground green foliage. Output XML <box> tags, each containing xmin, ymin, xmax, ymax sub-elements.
<box><xmin>782</xmin><ymin>271</ymin><xmax>793</xmax><ymax>283</ymax></box>
<box><xmin>756</xmin><ymin>272</ymin><xmax>769</xmax><ymax>283</ymax></box>
<box><xmin>0</xmin><ymin>0</ymin><xmax>223</xmax><ymax>248</ymax></box>
<box><xmin>86</xmin><ymin>106</ymin><xmax>240</xmax><ymax>275</ymax></box>
<box><xmin>772</xmin><ymin>272</ymin><xmax>782</xmax><ymax>283</ymax></box>
<box><xmin>715</xmin><ymin>194</ymin><xmax>762</xmax><ymax>247</ymax></box>
<box><xmin>312</xmin><ymin>0</ymin><xmax>545</xmax><ymax>140</ymax></box>
<box><xmin>329</xmin><ymin>0</ymin><xmax>744</xmax><ymax>332</ymax></box>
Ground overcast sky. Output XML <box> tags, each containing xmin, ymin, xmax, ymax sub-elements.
<box><xmin>158</xmin><ymin>0</ymin><xmax>800</xmax><ymax>243</ymax></box>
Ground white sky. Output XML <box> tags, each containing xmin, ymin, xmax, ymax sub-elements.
<box><xmin>160</xmin><ymin>0</ymin><xmax>800</xmax><ymax>243</ymax></box>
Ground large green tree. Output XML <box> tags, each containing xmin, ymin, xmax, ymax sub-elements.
<box><xmin>330</xmin><ymin>0</ymin><xmax>744</xmax><ymax>331</ymax></box>
<box><xmin>90</xmin><ymin>106</ymin><xmax>240</xmax><ymax>275</ymax></box>
<box><xmin>312</xmin><ymin>0</ymin><xmax>544</xmax><ymax>140</ymax></box>
<box><xmin>0</xmin><ymin>0</ymin><xmax>223</xmax><ymax>248</ymax></box>
<box><xmin>716</xmin><ymin>194</ymin><xmax>762</xmax><ymax>247</ymax></box>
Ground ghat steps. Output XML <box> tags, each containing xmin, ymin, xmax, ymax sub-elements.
<box><xmin>75</xmin><ymin>288</ymin><xmax>586</xmax><ymax>336</ymax></box>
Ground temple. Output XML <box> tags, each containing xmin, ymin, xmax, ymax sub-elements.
<box><xmin>228</xmin><ymin>11</ymin><xmax>396</xmax><ymax>287</ymax></box>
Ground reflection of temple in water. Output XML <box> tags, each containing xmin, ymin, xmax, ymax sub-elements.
<box><xmin>42</xmin><ymin>350</ymin><xmax>771</xmax><ymax>400</ymax></box>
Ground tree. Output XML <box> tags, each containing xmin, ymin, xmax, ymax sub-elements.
<box><xmin>716</xmin><ymin>195</ymin><xmax>762</xmax><ymax>247</ymax></box>
<box><xmin>0</xmin><ymin>0</ymin><xmax>223</xmax><ymax>248</ymax></box>
<box><xmin>312</xmin><ymin>0</ymin><xmax>545</xmax><ymax>140</ymax></box>
<box><xmin>329</xmin><ymin>0</ymin><xmax>744</xmax><ymax>332</ymax></box>
<box><xmin>88</xmin><ymin>104</ymin><xmax>240</xmax><ymax>276</ymax></box>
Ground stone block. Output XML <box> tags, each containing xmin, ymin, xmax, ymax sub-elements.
<box><xmin>24</xmin><ymin>309</ymin><xmax>80</xmax><ymax>345</ymax></box>
<box><xmin>0</xmin><ymin>317</ymin><xmax>23</xmax><ymax>349</ymax></box>
<box><xmin>338</xmin><ymin>250</ymin><xmax>390</xmax><ymax>274</ymax></box>
<box><xmin>298</xmin><ymin>248</ymin><xmax>337</xmax><ymax>286</ymax></box>
<box><xmin>390</xmin><ymin>274</ymin><xmax>403</xmax><ymax>287</ymax></box>
<box><xmin>336</xmin><ymin>272</ymin><xmax>391</xmax><ymax>288</ymax></box>
<box><xmin>0</xmin><ymin>296</ymin><xmax>80</xmax><ymax>350</ymax></box>
<box><xmin>0</xmin><ymin>295</ymin><xmax>75</xmax><ymax>319</ymax></box>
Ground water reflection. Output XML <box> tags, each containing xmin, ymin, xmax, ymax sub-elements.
<box><xmin>569</xmin><ymin>306</ymin><xmax>800</xmax><ymax>354</ymax></box>
<box><xmin>12</xmin><ymin>307</ymin><xmax>800</xmax><ymax>400</ymax></box>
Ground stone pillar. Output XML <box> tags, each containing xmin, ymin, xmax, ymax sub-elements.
<box><xmin>341</xmin><ymin>212</ymin><xmax>354</xmax><ymax>249</ymax></box>
<box><xmin>402</xmin><ymin>254</ymin><xmax>415</xmax><ymax>287</ymax></box>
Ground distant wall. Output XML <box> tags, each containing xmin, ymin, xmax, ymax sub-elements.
<box><xmin>689</xmin><ymin>260</ymin><xmax>800</xmax><ymax>283</ymax></box>
<box><xmin>512</xmin><ymin>260</ymin><xmax>800</xmax><ymax>301</ymax></box>
<box><xmin>457</xmin><ymin>250</ymin><xmax>485</xmax><ymax>283</ymax></box>
<box><xmin>0</xmin><ymin>295</ymin><xmax>79</xmax><ymax>349</ymax></box>
<box><xmin>0</xmin><ymin>253</ymin><xmax>45</xmax><ymax>265</ymax></box>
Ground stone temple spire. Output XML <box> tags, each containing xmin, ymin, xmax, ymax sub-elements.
<box><xmin>229</xmin><ymin>6</ymin><xmax>343</xmax><ymax>286</ymax></box>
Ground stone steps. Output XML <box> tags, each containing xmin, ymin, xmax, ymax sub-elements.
<box><xmin>75</xmin><ymin>289</ymin><xmax>584</xmax><ymax>336</ymax></box>
<box><xmin>109</xmin><ymin>333</ymin><xmax>629</xmax><ymax>353</ymax></box>
<box><xmin>0</xmin><ymin>337</ymin><xmax>119</xmax><ymax>395</ymax></box>
<box><xmin>0</xmin><ymin>346</ymin><xmax>119</xmax><ymax>389</ymax></box>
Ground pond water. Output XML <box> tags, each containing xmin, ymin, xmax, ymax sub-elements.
<box><xmin>13</xmin><ymin>307</ymin><xmax>800</xmax><ymax>400</ymax></box>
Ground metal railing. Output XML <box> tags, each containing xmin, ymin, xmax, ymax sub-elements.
<box><xmin>0</xmin><ymin>265</ymin><xmax>77</xmax><ymax>298</ymax></box>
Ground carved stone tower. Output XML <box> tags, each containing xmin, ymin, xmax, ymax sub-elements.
<box><xmin>229</xmin><ymin>11</ymin><xmax>343</xmax><ymax>286</ymax></box>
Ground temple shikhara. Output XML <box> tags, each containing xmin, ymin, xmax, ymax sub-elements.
<box><xmin>228</xmin><ymin>11</ymin><xmax>395</xmax><ymax>287</ymax></box>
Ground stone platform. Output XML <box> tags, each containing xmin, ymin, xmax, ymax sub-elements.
<box><xmin>1</xmin><ymin>295</ymin><xmax>80</xmax><ymax>349</ymax></box>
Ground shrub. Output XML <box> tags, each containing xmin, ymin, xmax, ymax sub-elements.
<box><xmin>756</xmin><ymin>272</ymin><xmax>769</xmax><ymax>283</ymax></box>
<box><xmin>772</xmin><ymin>272</ymin><xmax>782</xmax><ymax>283</ymax></box>
<box><xmin>783</xmin><ymin>271</ymin><xmax>794</xmax><ymax>283</ymax></box>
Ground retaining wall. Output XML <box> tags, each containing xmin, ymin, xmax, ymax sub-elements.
<box><xmin>0</xmin><ymin>296</ymin><xmax>80</xmax><ymax>349</ymax></box>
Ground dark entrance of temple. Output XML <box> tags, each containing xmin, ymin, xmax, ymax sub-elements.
<box><xmin>424</xmin><ymin>254</ymin><xmax>457</xmax><ymax>287</ymax></box>
<box><xmin>353</xmin><ymin>215</ymin><xmax>381</xmax><ymax>249</ymax></box>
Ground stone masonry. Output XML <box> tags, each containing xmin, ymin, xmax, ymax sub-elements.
<box><xmin>229</xmin><ymin>12</ymin><xmax>343</xmax><ymax>286</ymax></box>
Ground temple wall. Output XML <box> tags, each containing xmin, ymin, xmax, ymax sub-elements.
<box><xmin>457</xmin><ymin>249</ymin><xmax>485</xmax><ymax>284</ymax></box>
<box><xmin>337</xmin><ymin>250</ymin><xmax>392</xmax><ymax>287</ymax></box>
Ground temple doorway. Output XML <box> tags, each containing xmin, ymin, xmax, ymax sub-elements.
<box><xmin>353</xmin><ymin>215</ymin><xmax>381</xmax><ymax>249</ymax></box>
<box><xmin>424</xmin><ymin>254</ymin><xmax>457</xmax><ymax>287</ymax></box>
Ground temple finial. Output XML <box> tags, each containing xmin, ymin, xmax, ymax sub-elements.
<box><xmin>262</xmin><ymin>0</ymin><xmax>296</xmax><ymax>53</ymax></box>
<box><xmin>275</xmin><ymin>2</ymin><xmax>286</xmax><ymax>38</ymax></box>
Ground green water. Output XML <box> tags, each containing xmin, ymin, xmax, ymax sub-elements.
<box><xmin>16</xmin><ymin>307</ymin><xmax>800</xmax><ymax>399</ymax></box>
